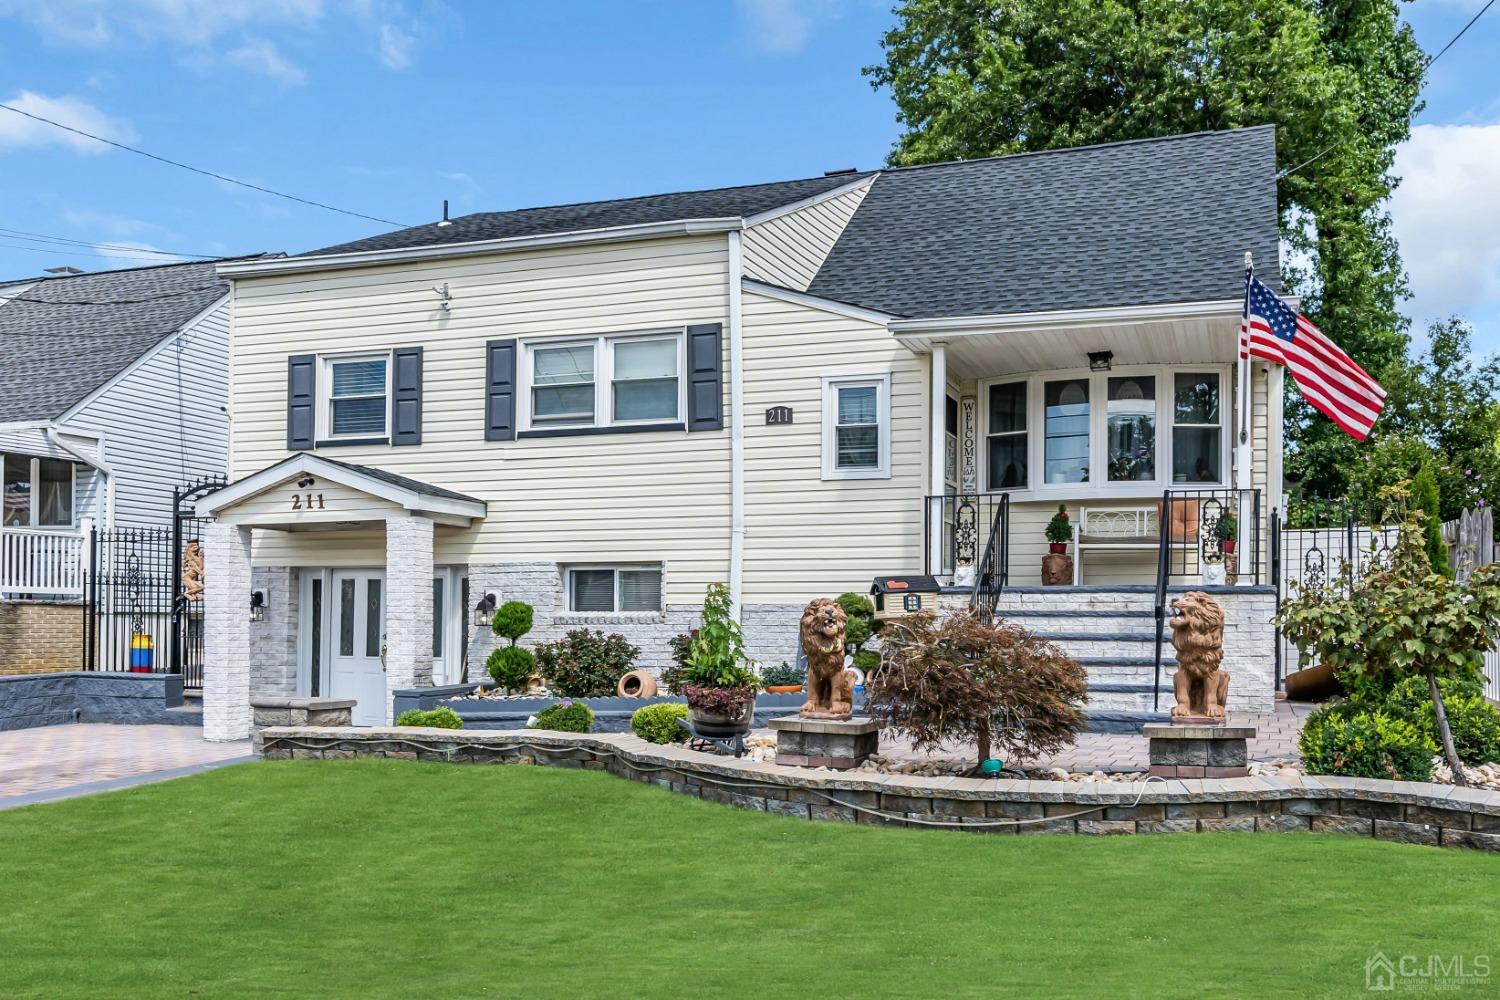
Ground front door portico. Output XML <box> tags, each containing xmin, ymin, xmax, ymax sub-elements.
<box><xmin>193</xmin><ymin>454</ymin><xmax>487</xmax><ymax>742</ymax></box>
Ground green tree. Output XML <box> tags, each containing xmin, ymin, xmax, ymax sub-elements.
<box><xmin>1411</xmin><ymin>464</ymin><xmax>1449</xmax><ymax>577</ymax></box>
<box><xmin>866</xmin><ymin>0</ymin><xmax>1426</xmax><ymax>497</ymax></box>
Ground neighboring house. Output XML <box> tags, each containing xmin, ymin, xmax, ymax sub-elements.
<box><xmin>195</xmin><ymin>126</ymin><xmax>1283</xmax><ymax>738</ymax></box>
<box><xmin>0</xmin><ymin>260</ymin><xmax>237</xmax><ymax>672</ymax></box>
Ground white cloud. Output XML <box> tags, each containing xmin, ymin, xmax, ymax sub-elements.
<box><xmin>378</xmin><ymin>22</ymin><xmax>415</xmax><ymax>69</ymax></box>
<box><xmin>735</xmin><ymin>0</ymin><xmax>844</xmax><ymax>54</ymax></box>
<box><xmin>0</xmin><ymin>0</ymin><xmax>324</xmax><ymax>47</ymax></box>
<box><xmin>224</xmin><ymin>38</ymin><xmax>308</xmax><ymax>85</ymax></box>
<box><xmin>0</xmin><ymin>91</ymin><xmax>137</xmax><ymax>155</ymax></box>
<box><xmin>1389</xmin><ymin>123</ymin><xmax>1500</xmax><ymax>328</ymax></box>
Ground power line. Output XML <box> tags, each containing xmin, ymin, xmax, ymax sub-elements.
<box><xmin>0</xmin><ymin>225</ymin><xmax>218</xmax><ymax>259</ymax></box>
<box><xmin>0</xmin><ymin>241</ymin><xmax>194</xmax><ymax>265</ymax></box>
<box><xmin>1278</xmin><ymin>0</ymin><xmax>1497</xmax><ymax>180</ymax></box>
<box><xmin>0</xmin><ymin>101</ymin><xmax>412</xmax><ymax>229</ymax></box>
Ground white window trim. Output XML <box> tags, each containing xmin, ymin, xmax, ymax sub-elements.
<box><xmin>978</xmin><ymin>364</ymin><xmax>1232</xmax><ymax>502</ymax></box>
<box><xmin>1</xmin><ymin>453</ymin><xmax>78</xmax><ymax>528</ymax></box>
<box><xmin>517</xmin><ymin>330</ymin><xmax>688</xmax><ymax>433</ymax></box>
<box><xmin>317</xmin><ymin>351</ymin><xmax>393</xmax><ymax>441</ymax></box>
<box><xmin>821</xmin><ymin>374</ymin><xmax>892</xmax><ymax>481</ymax></box>
<box><xmin>562</xmin><ymin>563</ymin><xmax>665</xmax><ymax>614</ymax></box>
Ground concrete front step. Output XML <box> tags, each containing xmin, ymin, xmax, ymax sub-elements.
<box><xmin>1086</xmin><ymin>683</ymin><xmax>1176</xmax><ymax>713</ymax></box>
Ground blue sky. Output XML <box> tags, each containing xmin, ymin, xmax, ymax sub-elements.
<box><xmin>0</xmin><ymin>1</ymin><xmax>1496</xmax><ymax>352</ymax></box>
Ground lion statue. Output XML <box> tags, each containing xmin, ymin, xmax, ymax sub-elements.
<box><xmin>800</xmin><ymin>597</ymin><xmax>854</xmax><ymax>721</ymax></box>
<box><xmin>1169</xmin><ymin>591</ymin><xmax>1229</xmax><ymax>720</ymax></box>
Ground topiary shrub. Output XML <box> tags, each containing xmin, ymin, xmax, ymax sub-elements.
<box><xmin>534</xmin><ymin>629</ymin><xmax>640</xmax><ymax>698</ymax></box>
<box><xmin>491</xmin><ymin>600</ymin><xmax>534</xmax><ymax>643</ymax></box>
<box><xmin>395</xmin><ymin>706</ymin><xmax>463</xmax><ymax>730</ymax></box>
<box><xmin>486</xmin><ymin>645</ymin><xmax>536</xmax><ymax>693</ymax></box>
<box><xmin>630</xmin><ymin>702</ymin><xmax>689</xmax><ymax>744</ymax></box>
<box><xmin>1298</xmin><ymin>706</ymin><xmax>1435</xmax><ymax>781</ymax></box>
<box><xmin>532</xmin><ymin>699</ymin><xmax>593</xmax><ymax>733</ymax></box>
<box><xmin>1413</xmin><ymin>695</ymin><xmax>1500</xmax><ymax>766</ymax></box>
<box><xmin>837</xmin><ymin>591</ymin><xmax>880</xmax><ymax>669</ymax></box>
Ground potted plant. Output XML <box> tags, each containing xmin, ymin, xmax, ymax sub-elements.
<box><xmin>760</xmin><ymin>661</ymin><xmax>805</xmax><ymax>694</ymax></box>
<box><xmin>681</xmin><ymin>583</ymin><xmax>759</xmax><ymax>737</ymax></box>
<box><xmin>1216</xmin><ymin>512</ymin><xmax>1238</xmax><ymax>554</ymax></box>
<box><xmin>1045</xmin><ymin>504</ymin><xmax>1072</xmax><ymax>554</ymax></box>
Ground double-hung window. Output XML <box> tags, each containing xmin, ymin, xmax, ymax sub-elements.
<box><xmin>524</xmin><ymin>332</ymin><xmax>683</xmax><ymax>431</ymax></box>
<box><xmin>821</xmin><ymin>374</ymin><xmax>891</xmax><ymax>480</ymax></box>
<box><xmin>323</xmin><ymin>354</ymin><xmax>390</xmax><ymax>439</ymax></box>
<box><xmin>986</xmin><ymin>382</ymin><xmax>1027</xmax><ymax>489</ymax></box>
<box><xmin>1171</xmin><ymin>372</ymin><xmax>1222</xmax><ymax>484</ymax></box>
<box><xmin>567</xmin><ymin>565</ymin><xmax>663</xmax><ymax>613</ymax></box>
<box><xmin>1106</xmin><ymin>376</ymin><xmax>1156</xmax><ymax>482</ymax></box>
<box><xmin>2</xmin><ymin>454</ymin><xmax>74</xmax><ymax>527</ymax></box>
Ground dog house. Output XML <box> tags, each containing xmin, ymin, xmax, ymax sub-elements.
<box><xmin>870</xmin><ymin>575</ymin><xmax>941</xmax><ymax>622</ymax></box>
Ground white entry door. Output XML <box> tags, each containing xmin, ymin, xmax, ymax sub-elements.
<box><xmin>329</xmin><ymin>570</ymin><xmax>386</xmax><ymax>726</ymax></box>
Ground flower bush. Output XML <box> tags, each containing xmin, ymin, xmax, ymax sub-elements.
<box><xmin>1297</xmin><ymin>705</ymin><xmax>1435</xmax><ymax>781</ymax></box>
<box><xmin>680</xmin><ymin>584</ymin><xmax>758</xmax><ymax>716</ymax></box>
<box><xmin>863</xmin><ymin>609</ymin><xmax>1087</xmax><ymax>767</ymax></box>
<box><xmin>534</xmin><ymin>629</ymin><xmax>640</xmax><ymax>698</ymax></box>
<box><xmin>486</xmin><ymin>646</ymin><xmax>535</xmax><ymax>693</ymax></box>
<box><xmin>630</xmin><ymin>702</ymin><xmax>689</xmax><ymax>744</ymax></box>
<box><xmin>532</xmin><ymin>699</ymin><xmax>593</xmax><ymax>733</ymax></box>
<box><xmin>395</xmin><ymin>707</ymin><xmax>463</xmax><ymax>730</ymax></box>
<box><xmin>682</xmin><ymin>684</ymin><xmax>756</xmax><ymax>718</ymax></box>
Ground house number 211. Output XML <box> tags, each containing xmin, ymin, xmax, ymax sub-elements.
<box><xmin>290</xmin><ymin>493</ymin><xmax>326</xmax><ymax>510</ymax></box>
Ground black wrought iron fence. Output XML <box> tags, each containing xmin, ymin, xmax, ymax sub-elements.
<box><xmin>923</xmin><ymin>492</ymin><xmax>1012</xmax><ymax>578</ymax></box>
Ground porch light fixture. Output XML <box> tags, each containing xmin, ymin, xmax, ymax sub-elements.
<box><xmin>473</xmin><ymin>592</ymin><xmax>497</xmax><ymax>627</ymax></box>
<box><xmin>1088</xmin><ymin>350</ymin><xmax>1114</xmax><ymax>372</ymax></box>
<box><xmin>250</xmin><ymin>589</ymin><xmax>267</xmax><ymax>623</ymax></box>
<box><xmin>296</xmin><ymin>476</ymin><xmax>315</xmax><ymax>488</ymax></box>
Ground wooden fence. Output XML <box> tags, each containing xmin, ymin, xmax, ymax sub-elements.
<box><xmin>1442</xmin><ymin>507</ymin><xmax>1500</xmax><ymax>702</ymax></box>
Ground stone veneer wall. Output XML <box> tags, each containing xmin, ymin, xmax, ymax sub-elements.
<box><xmin>249</xmin><ymin>567</ymin><xmax>299</xmax><ymax>698</ymax></box>
<box><xmin>464</xmin><ymin>562</ymin><xmax>804</xmax><ymax>677</ymax></box>
<box><xmin>258</xmin><ymin>727</ymin><xmax>1500</xmax><ymax>851</ymax></box>
<box><xmin>0</xmin><ymin>601</ymin><xmax>84</xmax><ymax>676</ymax></box>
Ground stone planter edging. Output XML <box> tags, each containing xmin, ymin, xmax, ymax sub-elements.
<box><xmin>256</xmin><ymin>726</ymin><xmax>1500</xmax><ymax>851</ymax></box>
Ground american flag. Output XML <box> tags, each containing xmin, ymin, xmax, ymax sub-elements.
<box><xmin>1239</xmin><ymin>273</ymin><xmax>1386</xmax><ymax>440</ymax></box>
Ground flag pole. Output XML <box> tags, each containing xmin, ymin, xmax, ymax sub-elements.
<box><xmin>1235</xmin><ymin>252</ymin><xmax>1254</xmax><ymax>585</ymax></box>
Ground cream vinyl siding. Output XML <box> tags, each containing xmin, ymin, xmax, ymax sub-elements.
<box><xmin>217</xmin><ymin>477</ymin><xmax>406</xmax><ymax>527</ymax></box>
<box><xmin>229</xmin><ymin>236</ymin><xmax>731</xmax><ymax>599</ymax></box>
<box><xmin>740</xmin><ymin>290</ymin><xmax>926</xmax><ymax>603</ymax></box>
<box><xmin>741</xmin><ymin>179</ymin><xmax>872</xmax><ymax>291</ymax></box>
<box><xmin>1002</xmin><ymin>362</ymin><xmax>1275</xmax><ymax>586</ymax></box>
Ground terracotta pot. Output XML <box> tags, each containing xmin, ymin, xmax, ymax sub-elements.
<box><xmin>1219</xmin><ymin>539</ymin><xmax>1236</xmax><ymax>554</ymax></box>
<box><xmin>688</xmin><ymin>700</ymin><xmax>754</xmax><ymax>737</ymax></box>
<box><xmin>616</xmin><ymin>670</ymin><xmax>658</xmax><ymax>698</ymax></box>
<box><xmin>1048</xmin><ymin>542</ymin><xmax>1068</xmax><ymax>554</ymax></box>
<box><xmin>764</xmin><ymin>684</ymin><xmax>803</xmax><ymax>694</ymax></box>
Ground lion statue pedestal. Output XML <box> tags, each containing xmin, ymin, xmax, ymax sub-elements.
<box><xmin>1041</xmin><ymin>552</ymin><xmax>1073</xmax><ymax>586</ymax></box>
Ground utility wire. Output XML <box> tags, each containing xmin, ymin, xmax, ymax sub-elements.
<box><xmin>1278</xmin><ymin>0</ymin><xmax>1497</xmax><ymax>180</ymax></box>
<box><xmin>0</xmin><ymin>100</ymin><xmax>412</xmax><ymax>229</ymax></box>
<box><xmin>0</xmin><ymin>225</ymin><xmax>218</xmax><ymax>259</ymax></box>
<box><xmin>0</xmin><ymin>240</ymin><xmax>196</xmax><ymax>265</ymax></box>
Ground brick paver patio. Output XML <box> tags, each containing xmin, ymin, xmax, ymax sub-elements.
<box><xmin>0</xmin><ymin>724</ymin><xmax>252</xmax><ymax>804</ymax></box>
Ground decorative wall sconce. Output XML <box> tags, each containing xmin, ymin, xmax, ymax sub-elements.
<box><xmin>473</xmin><ymin>591</ymin><xmax>498</xmax><ymax>627</ymax></box>
<box><xmin>250</xmin><ymin>589</ymin><xmax>268</xmax><ymax>622</ymax></box>
<box><xmin>1088</xmin><ymin>350</ymin><xmax>1114</xmax><ymax>372</ymax></box>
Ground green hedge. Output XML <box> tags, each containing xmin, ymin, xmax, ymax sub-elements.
<box><xmin>532</xmin><ymin>700</ymin><xmax>593</xmax><ymax>734</ymax></box>
<box><xmin>630</xmin><ymin>703</ymin><xmax>689</xmax><ymax>744</ymax></box>
<box><xmin>395</xmin><ymin>707</ymin><xmax>463</xmax><ymax>730</ymax></box>
<box><xmin>1298</xmin><ymin>705</ymin><xmax>1434</xmax><ymax>781</ymax></box>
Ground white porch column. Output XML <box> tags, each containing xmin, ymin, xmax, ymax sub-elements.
<box><xmin>384</xmin><ymin>515</ymin><xmax>434</xmax><ymax>724</ymax></box>
<box><xmin>202</xmin><ymin>520</ymin><xmax>253</xmax><ymax>742</ymax></box>
<box><xmin>929</xmin><ymin>342</ymin><xmax>947</xmax><ymax>575</ymax></box>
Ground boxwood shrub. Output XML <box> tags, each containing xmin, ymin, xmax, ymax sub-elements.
<box><xmin>630</xmin><ymin>702</ymin><xmax>689</xmax><ymax>744</ymax></box>
<box><xmin>395</xmin><ymin>707</ymin><xmax>463</xmax><ymax>730</ymax></box>
<box><xmin>532</xmin><ymin>699</ymin><xmax>593</xmax><ymax>733</ymax></box>
<box><xmin>1413</xmin><ymin>695</ymin><xmax>1500</xmax><ymax>766</ymax></box>
<box><xmin>486</xmin><ymin>645</ymin><xmax>535</xmax><ymax>693</ymax></box>
<box><xmin>1298</xmin><ymin>705</ymin><xmax>1435</xmax><ymax>782</ymax></box>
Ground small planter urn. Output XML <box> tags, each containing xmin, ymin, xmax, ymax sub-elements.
<box><xmin>1043</xmin><ymin>504</ymin><xmax>1073</xmax><ymax>584</ymax></box>
<box><xmin>688</xmin><ymin>700</ymin><xmax>754</xmax><ymax>738</ymax></box>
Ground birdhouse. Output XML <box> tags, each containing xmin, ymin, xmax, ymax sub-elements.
<box><xmin>870</xmin><ymin>576</ymin><xmax>941</xmax><ymax>622</ymax></box>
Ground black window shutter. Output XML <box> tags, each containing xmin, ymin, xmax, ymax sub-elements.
<box><xmin>392</xmin><ymin>346</ymin><xmax>423</xmax><ymax>446</ymax></box>
<box><xmin>686</xmin><ymin>323</ymin><xmax>723</xmax><ymax>432</ymax></box>
<box><xmin>485</xmin><ymin>339</ymin><xmax>517</xmax><ymax>441</ymax></box>
<box><xmin>286</xmin><ymin>354</ymin><xmax>316</xmax><ymax>450</ymax></box>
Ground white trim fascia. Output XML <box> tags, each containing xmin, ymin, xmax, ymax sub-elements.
<box><xmin>0</xmin><ymin>283</ymin><xmax>35</xmax><ymax>305</ymax></box>
<box><xmin>891</xmin><ymin>299</ymin><xmax>1248</xmax><ymax>347</ymax></box>
<box><xmin>195</xmin><ymin>453</ymin><xmax>487</xmax><ymax>521</ymax></box>
<box><xmin>216</xmin><ymin>218</ymin><xmax>745</xmax><ymax>278</ymax></box>
<box><xmin>742</xmin><ymin>173</ymin><xmax>878</xmax><ymax>228</ymax></box>
<box><xmin>742</xmin><ymin>280</ymin><xmax>897</xmax><ymax>326</ymax></box>
<box><xmin>57</xmin><ymin>294</ymin><xmax>230</xmax><ymax>424</ymax></box>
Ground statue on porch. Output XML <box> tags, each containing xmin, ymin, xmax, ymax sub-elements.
<box><xmin>1168</xmin><ymin>591</ymin><xmax>1230</xmax><ymax>721</ymax></box>
<box><xmin>799</xmin><ymin>597</ymin><xmax>854</xmax><ymax>721</ymax></box>
<box><xmin>182</xmin><ymin>539</ymin><xmax>205</xmax><ymax>602</ymax></box>
<box><xmin>1042</xmin><ymin>505</ymin><xmax>1073</xmax><ymax>586</ymax></box>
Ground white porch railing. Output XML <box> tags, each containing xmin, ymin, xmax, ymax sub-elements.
<box><xmin>0</xmin><ymin>526</ymin><xmax>89</xmax><ymax>598</ymax></box>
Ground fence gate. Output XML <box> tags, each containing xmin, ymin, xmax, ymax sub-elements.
<box><xmin>84</xmin><ymin>475</ymin><xmax>225</xmax><ymax>691</ymax></box>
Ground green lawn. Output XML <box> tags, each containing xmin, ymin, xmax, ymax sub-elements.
<box><xmin>1</xmin><ymin>760</ymin><xmax>1497</xmax><ymax>999</ymax></box>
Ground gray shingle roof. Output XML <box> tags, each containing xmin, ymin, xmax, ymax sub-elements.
<box><xmin>0</xmin><ymin>260</ymin><xmax>233</xmax><ymax>422</ymax></box>
<box><xmin>808</xmin><ymin>126</ymin><xmax>1279</xmax><ymax>317</ymax></box>
<box><xmin>300</xmin><ymin>173</ymin><xmax>874</xmax><ymax>257</ymax></box>
<box><xmin>312</xmin><ymin>456</ymin><xmax>484</xmax><ymax>505</ymax></box>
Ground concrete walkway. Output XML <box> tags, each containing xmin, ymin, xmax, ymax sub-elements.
<box><xmin>0</xmin><ymin>724</ymin><xmax>253</xmax><ymax>808</ymax></box>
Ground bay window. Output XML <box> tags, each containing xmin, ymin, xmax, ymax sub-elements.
<box><xmin>980</xmin><ymin>367</ymin><xmax>1229</xmax><ymax>496</ymax></box>
<box><xmin>523</xmin><ymin>331</ymin><xmax>684</xmax><ymax>431</ymax></box>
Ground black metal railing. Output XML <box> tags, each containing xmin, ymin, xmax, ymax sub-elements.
<box><xmin>1151</xmin><ymin>488</ymin><xmax>1262</xmax><ymax>709</ymax></box>
<box><xmin>971</xmin><ymin>492</ymin><xmax>1011</xmax><ymax>620</ymax></box>
<box><xmin>923</xmin><ymin>492</ymin><xmax>1012</xmax><ymax>578</ymax></box>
